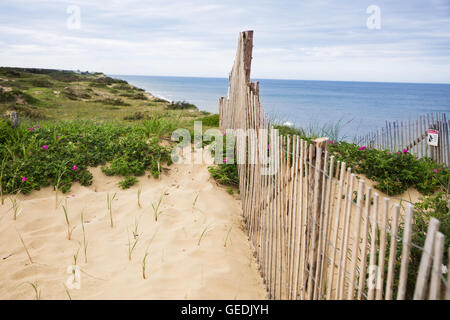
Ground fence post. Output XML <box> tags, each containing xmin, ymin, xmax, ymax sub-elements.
<box><xmin>10</xmin><ymin>111</ymin><xmax>19</xmax><ymax>128</ymax></box>
<box><xmin>306</xmin><ymin>137</ymin><xmax>328</xmax><ymax>298</ymax></box>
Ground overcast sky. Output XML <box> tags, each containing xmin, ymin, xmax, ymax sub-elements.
<box><xmin>0</xmin><ymin>0</ymin><xmax>449</xmax><ymax>83</ymax></box>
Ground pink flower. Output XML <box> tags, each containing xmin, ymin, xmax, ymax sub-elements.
<box><xmin>433</xmin><ymin>169</ymin><xmax>438</xmax><ymax>173</ymax></box>
<box><xmin>328</xmin><ymin>140</ymin><xmax>334</xmax><ymax>144</ymax></box>
<box><xmin>358</xmin><ymin>146</ymin><xmax>366</xmax><ymax>151</ymax></box>
<box><xmin>21</xmin><ymin>176</ymin><xmax>27</xmax><ymax>182</ymax></box>
<box><xmin>402</xmin><ymin>149</ymin><xmax>408</xmax><ymax>154</ymax></box>
<box><xmin>72</xmin><ymin>165</ymin><xmax>78</xmax><ymax>171</ymax></box>
<box><xmin>36</xmin><ymin>125</ymin><xmax>41</xmax><ymax>129</ymax></box>
<box><xmin>222</xmin><ymin>132</ymin><xmax>226</xmax><ymax>136</ymax></box>
<box><xmin>396</xmin><ymin>152</ymin><xmax>401</xmax><ymax>155</ymax></box>
<box><xmin>72</xmin><ymin>194</ymin><xmax>76</xmax><ymax>197</ymax></box>
<box><xmin>223</xmin><ymin>158</ymin><xmax>228</xmax><ymax>163</ymax></box>
<box><xmin>28</xmin><ymin>127</ymin><xmax>34</xmax><ymax>131</ymax></box>
<box><xmin>267</xmin><ymin>144</ymin><xmax>270</xmax><ymax>150</ymax></box>
<box><xmin>42</xmin><ymin>145</ymin><xmax>48</xmax><ymax>150</ymax></box>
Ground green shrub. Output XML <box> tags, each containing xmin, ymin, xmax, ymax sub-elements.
<box><xmin>137</xmin><ymin>117</ymin><xmax>179</xmax><ymax>139</ymax></box>
<box><xmin>118</xmin><ymin>176</ymin><xmax>138</xmax><ymax>189</ymax></box>
<box><xmin>201</xmin><ymin>114</ymin><xmax>219</xmax><ymax>127</ymax></box>
<box><xmin>120</xmin><ymin>92</ymin><xmax>148</xmax><ymax>100</ymax></box>
<box><xmin>123</xmin><ymin>112</ymin><xmax>146</xmax><ymax>121</ymax></box>
<box><xmin>166</xmin><ymin>101</ymin><xmax>197</xmax><ymax>110</ymax></box>
<box><xmin>153</xmin><ymin>98</ymin><xmax>169</xmax><ymax>103</ymax></box>
<box><xmin>375</xmin><ymin>191</ymin><xmax>450</xmax><ymax>300</ymax></box>
<box><xmin>0</xmin><ymin>120</ymin><xmax>171</xmax><ymax>195</ymax></box>
<box><xmin>208</xmin><ymin>163</ymin><xmax>239</xmax><ymax>187</ymax></box>
<box><xmin>94</xmin><ymin>98</ymin><xmax>130</xmax><ymax>106</ymax></box>
<box><xmin>328</xmin><ymin>142</ymin><xmax>449</xmax><ymax>196</ymax></box>
<box><xmin>208</xmin><ymin>134</ymin><xmax>239</xmax><ymax>187</ymax></box>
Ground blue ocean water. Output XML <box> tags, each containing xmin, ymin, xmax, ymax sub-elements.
<box><xmin>113</xmin><ymin>75</ymin><xmax>450</xmax><ymax>139</ymax></box>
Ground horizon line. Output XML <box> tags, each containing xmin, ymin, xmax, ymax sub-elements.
<box><xmin>111</xmin><ymin>73</ymin><xmax>450</xmax><ymax>86</ymax></box>
<box><xmin>1</xmin><ymin>65</ymin><xmax>449</xmax><ymax>86</ymax></box>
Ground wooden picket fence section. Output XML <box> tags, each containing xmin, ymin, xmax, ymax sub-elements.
<box><xmin>354</xmin><ymin>113</ymin><xmax>450</xmax><ymax>166</ymax></box>
<box><xmin>219</xmin><ymin>31</ymin><xmax>449</xmax><ymax>300</ymax></box>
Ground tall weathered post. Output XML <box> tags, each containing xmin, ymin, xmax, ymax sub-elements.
<box><xmin>10</xmin><ymin>112</ymin><xmax>19</xmax><ymax>128</ymax></box>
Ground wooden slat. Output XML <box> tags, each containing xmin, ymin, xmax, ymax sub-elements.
<box><xmin>397</xmin><ymin>205</ymin><xmax>414</xmax><ymax>300</ymax></box>
<box><xmin>429</xmin><ymin>232</ymin><xmax>444</xmax><ymax>300</ymax></box>
<box><xmin>385</xmin><ymin>204</ymin><xmax>400</xmax><ymax>300</ymax></box>
<box><xmin>357</xmin><ymin>186</ymin><xmax>372</xmax><ymax>299</ymax></box>
<box><xmin>367</xmin><ymin>193</ymin><xmax>379</xmax><ymax>300</ymax></box>
<box><xmin>413</xmin><ymin>218</ymin><xmax>440</xmax><ymax>300</ymax></box>
<box><xmin>347</xmin><ymin>179</ymin><xmax>365</xmax><ymax>299</ymax></box>
<box><xmin>375</xmin><ymin>198</ymin><xmax>389</xmax><ymax>300</ymax></box>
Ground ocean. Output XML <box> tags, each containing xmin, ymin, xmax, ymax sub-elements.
<box><xmin>113</xmin><ymin>75</ymin><xmax>450</xmax><ymax>139</ymax></box>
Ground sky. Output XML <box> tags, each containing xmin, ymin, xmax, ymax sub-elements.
<box><xmin>0</xmin><ymin>0</ymin><xmax>449</xmax><ymax>83</ymax></box>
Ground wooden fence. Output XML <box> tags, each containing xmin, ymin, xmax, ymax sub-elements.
<box><xmin>219</xmin><ymin>31</ymin><xmax>449</xmax><ymax>300</ymax></box>
<box><xmin>354</xmin><ymin>113</ymin><xmax>449</xmax><ymax>166</ymax></box>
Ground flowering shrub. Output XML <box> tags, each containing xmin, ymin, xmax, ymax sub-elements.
<box><xmin>328</xmin><ymin>142</ymin><xmax>449</xmax><ymax>196</ymax></box>
<box><xmin>0</xmin><ymin>119</ymin><xmax>172</xmax><ymax>193</ymax></box>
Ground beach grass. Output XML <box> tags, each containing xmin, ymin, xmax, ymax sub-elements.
<box><xmin>107</xmin><ymin>192</ymin><xmax>117</xmax><ymax>228</ymax></box>
<box><xmin>80</xmin><ymin>210</ymin><xmax>88</xmax><ymax>263</ymax></box>
<box><xmin>61</xmin><ymin>199</ymin><xmax>75</xmax><ymax>240</ymax></box>
<box><xmin>137</xmin><ymin>185</ymin><xmax>142</xmax><ymax>208</ymax></box>
<box><xmin>197</xmin><ymin>224</ymin><xmax>213</xmax><ymax>246</ymax></box>
<box><xmin>142</xmin><ymin>246</ymin><xmax>150</xmax><ymax>279</ymax></box>
<box><xmin>151</xmin><ymin>194</ymin><xmax>163</xmax><ymax>222</ymax></box>
<box><xmin>127</xmin><ymin>228</ymin><xmax>139</xmax><ymax>261</ymax></box>
<box><xmin>16</xmin><ymin>229</ymin><xmax>33</xmax><ymax>264</ymax></box>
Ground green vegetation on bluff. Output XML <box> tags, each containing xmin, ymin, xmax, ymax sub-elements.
<box><xmin>0</xmin><ymin>67</ymin><xmax>219</xmax><ymax>192</ymax></box>
<box><xmin>0</xmin><ymin>67</ymin><xmax>214</xmax><ymax>127</ymax></box>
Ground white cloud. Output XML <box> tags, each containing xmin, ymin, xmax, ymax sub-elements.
<box><xmin>0</xmin><ymin>0</ymin><xmax>449</xmax><ymax>83</ymax></box>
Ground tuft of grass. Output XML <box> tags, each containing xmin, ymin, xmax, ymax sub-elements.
<box><xmin>142</xmin><ymin>230</ymin><xmax>157</xmax><ymax>278</ymax></box>
<box><xmin>54</xmin><ymin>166</ymin><xmax>69</xmax><ymax>209</ymax></box>
<box><xmin>16</xmin><ymin>229</ymin><xmax>33</xmax><ymax>264</ymax></box>
<box><xmin>192</xmin><ymin>193</ymin><xmax>199</xmax><ymax>212</ymax></box>
<box><xmin>118</xmin><ymin>176</ymin><xmax>138</xmax><ymax>189</ymax></box>
<box><xmin>226</xmin><ymin>187</ymin><xmax>234</xmax><ymax>195</ymax></box>
<box><xmin>302</xmin><ymin>118</ymin><xmax>351</xmax><ymax>142</ymax></box>
<box><xmin>0</xmin><ymin>156</ymin><xmax>6</xmax><ymax>205</ymax></box>
<box><xmin>224</xmin><ymin>226</ymin><xmax>232</xmax><ymax>247</ymax></box>
<box><xmin>27</xmin><ymin>281</ymin><xmax>42</xmax><ymax>300</ymax></box>
<box><xmin>63</xmin><ymin>284</ymin><xmax>72</xmax><ymax>300</ymax></box>
<box><xmin>107</xmin><ymin>192</ymin><xmax>117</xmax><ymax>228</ymax></box>
<box><xmin>200</xmin><ymin>114</ymin><xmax>219</xmax><ymax>127</ymax></box>
<box><xmin>127</xmin><ymin>228</ymin><xmax>139</xmax><ymax>261</ymax></box>
<box><xmin>166</xmin><ymin>100</ymin><xmax>197</xmax><ymax>110</ymax></box>
<box><xmin>80</xmin><ymin>210</ymin><xmax>88</xmax><ymax>263</ymax></box>
<box><xmin>142</xmin><ymin>246</ymin><xmax>150</xmax><ymax>279</ymax></box>
<box><xmin>151</xmin><ymin>194</ymin><xmax>163</xmax><ymax>222</ymax></box>
<box><xmin>197</xmin><ymin>224</ymin><xmax>213</xmax><ymax>246</ymax></box>
<box><xmin>61</xmin><ymin>199</ymin><xmax>75</xmax><ymax>240</ymax></box>
<box><xmin>137</xmin><ymin>185</ymin><xmax>142</xmax><ymax>208</ymax></box>
<box><xmin>9</xmin><ymin>192</ymin><xmax>21</xmax><ymax>220</ymax></box>
<box><xmin>73</xmin><ymin>247</ymin><xmax>80</xmax><ymax>266</ymax></box>
<box><xmin>132</xmin><ymin>216</ymin><xmax>141</xmax><ymax>240</ymax></box>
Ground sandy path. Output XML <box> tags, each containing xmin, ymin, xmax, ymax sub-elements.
<box><xmin>0</xmin><ymin>159</ymin><xmax>267</xmax><ymax>300</ymax></box>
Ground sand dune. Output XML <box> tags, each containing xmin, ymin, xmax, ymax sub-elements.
<box><xmin>0</xmin><ymin>156</ymin><xmax>267</xmax><ymax>300</ymax></box>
